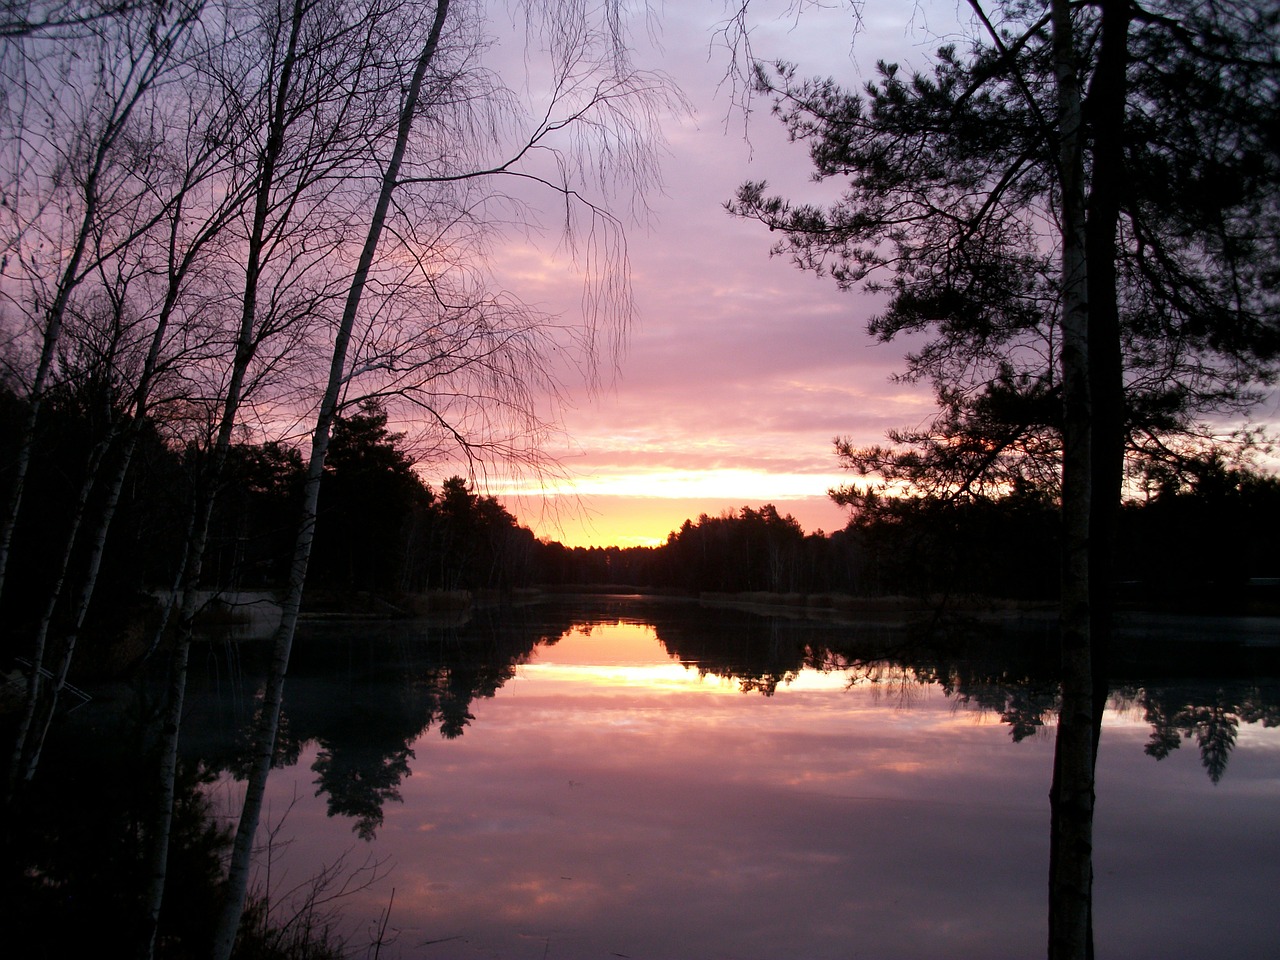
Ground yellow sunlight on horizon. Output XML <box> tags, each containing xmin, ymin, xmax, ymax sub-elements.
<box><xmin>496</xmin><ymin>468</ymin><xmax>853</xmax><ymax>548</ymax></box>
<box><xmin>518</xmin><ymin>620</ymin><xmax>858</xmax><ymax>693</ymax></box>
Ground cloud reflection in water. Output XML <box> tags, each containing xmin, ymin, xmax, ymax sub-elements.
<box><xmin>218</xmin><ymin>617</ymin><xmax>1279</xmax><ymax>960</ymax></box>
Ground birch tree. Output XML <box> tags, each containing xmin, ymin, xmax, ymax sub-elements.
<box><xmin>1</xmin><ymin>0</ymin><xmax>212</xmax><ymax>795</ymax></box>
<box><xmin>138</xmin><ymin>0</ymin><xmax>452</xmax><ymax>950</ymax></box>
<box><xmin>208</xmin><ymin>1</ymin><xmax>673</xmax><ymax>953</ymax></box>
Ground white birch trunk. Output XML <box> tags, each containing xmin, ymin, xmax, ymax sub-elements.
<box><xmin>208</xmin><ymin>5</ymin><xmax>451</xmax><ymax>956</ymax></box>
<box><xmin>138</xmin><ymin>2</ymin><xmax>314</xmax><ymax>952</ymax></box>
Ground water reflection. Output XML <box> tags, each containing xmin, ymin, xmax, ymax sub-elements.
<box><xmin>175</xmin><ymin>599</ymin><xmax>1280</xmax><ymax>959</ymax></box>
<box><xmin>8</xmin><ymin>598</ymin><xmax>1276</xmax><ymax>958</ymax></box>
<box><xmin>645</xmin><ymin>605</ymin><xmax>1280</xmax><ymax>782</ymax></box>
<box><xmin>2</xmin><ymin>710</ymin><xmax>231</xmax><ymax>954</ymax></box>
<box><xmin>183</xmin><ymin>601</ymin><xmax>1280</xmax><ymax>840</ymax></box>
<box><xmin>186</xmin><ymin>606</ymin><xmax>565</xmax><ymax>838</ymax></box>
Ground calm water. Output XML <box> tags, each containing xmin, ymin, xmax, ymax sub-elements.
<box><xmin>188</xmin><ymin>597</ymin><xmax>1280</xmax><ymax>959</ymax></box>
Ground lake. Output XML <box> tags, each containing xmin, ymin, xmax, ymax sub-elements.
<box><xmin>170</xmin><ymin>596</ymin><xmax>1280</xmax><ymax>959</ymax></box>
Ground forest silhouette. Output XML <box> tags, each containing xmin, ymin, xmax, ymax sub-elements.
<box><xmin>4</xmin><ymin>388</ymin><xmax>1275</xmax><ymax>667</ymax></box>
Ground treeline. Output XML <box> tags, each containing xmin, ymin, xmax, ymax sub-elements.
<box><xmin>7</xmin><ymin>384</ymin><xmax>1277</xmax><ymax>630</ymax></box>
<box><xmin>0</xmin><ymin>393</ymin><xmax>541</xmax><ymax>633</ymax></box>
<box><xmin>548</xmin><ymin>466</ymin><xmax>1280</xmax><ymax>605</ymax></box>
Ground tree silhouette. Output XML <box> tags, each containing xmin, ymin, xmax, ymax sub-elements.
<box><xmin>729</xmin><ymin>5</ymin><xmax>1279</xmax><ymax>955</ymax></box>
<box><xmin>310</xmin><ymin>400</ymin><xmax>430</xmax><ymax>592</ymax></box>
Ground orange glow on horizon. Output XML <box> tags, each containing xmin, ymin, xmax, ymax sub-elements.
<box><xmin>508</xmin><ymin>489</ymin><xmax>851</xmax><ymax>549</ymax></box>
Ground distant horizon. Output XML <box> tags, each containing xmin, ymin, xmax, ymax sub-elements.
<box><xmin>458</xmin><ymin>4</ymin><xmax>955</xmax><ymax>553</ymax></box>
<box><xmin>514</xmin><ymin>491</ymin><xmax>851</xmax><ymax>549</ymax></box>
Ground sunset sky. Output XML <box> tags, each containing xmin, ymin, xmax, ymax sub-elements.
<box><xmin>471</xmin><ymin>3</ymin><xmax>977</xmax><ymax>548</ymax></box>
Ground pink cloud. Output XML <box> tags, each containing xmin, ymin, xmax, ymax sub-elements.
<box><xmin>453</xmin><ymin>6</ymin><xmax>972</xmax><ymax>543</ymax></box>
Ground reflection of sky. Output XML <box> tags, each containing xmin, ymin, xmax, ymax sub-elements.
<box><xmin>216</xmin><ymin>622</ymin><xmax>1280</xmax><ymax>960</ymax></box>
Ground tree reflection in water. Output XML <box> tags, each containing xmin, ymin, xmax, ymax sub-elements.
<box><xmin>187</xmin><ymin>601</ymin><xmax>1278</xmax><ymax>838</ymax></box>
<box><xmin>649</xmin><ymin>604</ymin><xmax>1279</xmax><ymax>784</ymax></box>
<box><xmin>1</xmin><ymin>711</ymin><xmax>230</xmax><ymax>955</ymax></box>
<box><xmin>184</xmin><ymin>605</ymin><xmax>576</xmax><ymax>838</ymax></box>
<box><xmin>645</xmin><ymin>603</ymin><xmax>1278</xmax><ymax>960</ymax></box>
<box><xmin>5</xmin><ymin>598</ymin><xmax>1277</xmax><ymax>957</ymax></box>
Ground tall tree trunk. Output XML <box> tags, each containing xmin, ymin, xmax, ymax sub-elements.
<box><xmin>0</xmin><ymin>188</ymin><xmax>103</xmax><ymax>767</ymax></box>
<box><xmin>132</xmin><ymin>208</ymin><xmax>243</xmax><ymax>960</ymax></box>
<box><xmin>1084</xmin><ymin>0</ymin><xmax>1130</xmax><ymax>749</ymax></box>
<box><xmin>16</xmin><ymin>239</ymin><xmax>197</xmax><ymax>790</ymax></box>
<box><xmin>208</xmin><ymin>6</ymin><xmax>451</xmax><ymax>958</ymax></box>
<box><xmin>136</xmin><ymin>622</ymin><xmax>193</xmax><ymax>960</ymax></box>
<box><xmin>1061</xmin><ymin>4</ymin><xmax>1131</xmax><ymax>955</ymax></box>
<box><xmin>136</xmin><ymin>477</ymin><xmax>224</xmax><ymax>960</ymax></box>
<box><xmin>139</xmin><ymin>2</ymin><xmax>312</xmax><ymax>954</ymax></box>
<box><xmin>1048</xmin><ymin>1</ymin><xmax>1095</xmax><ymax>959</ymax></box>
